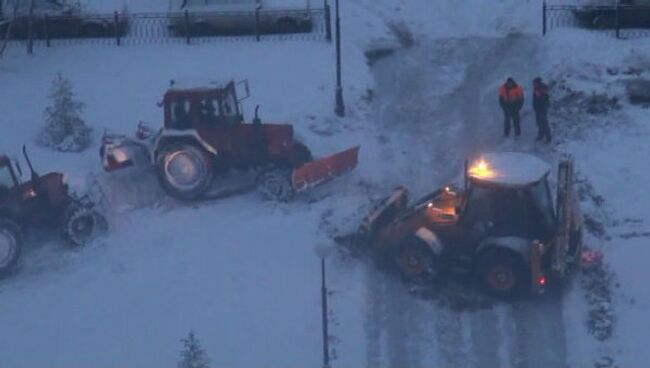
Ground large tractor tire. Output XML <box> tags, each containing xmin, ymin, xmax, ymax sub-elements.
<box><xmin>257</xmin><ymin>169</ymin><xmax>294</xmax><ymax>202</ymax></box>
<box><xmin>0</xmin><ymin>219</ymin><xmax>22</xmax><ymax>278</ymax></box>
<box><xmin>64</xmin><ymin>205</ymin><xmax>101</xmax><ymax>247</ymax></box>
<box><xmin>394</xmin><ymin>237</ymin><xmax>438</xmax><ymax>283</ymax></box>
<box><xmin>477</xmin><ymin>249</ymin><xmax>528</xmax><ymax>299</ymax></box>
<box><xmin>156</xmin><ymin>143</ymin><xmax>214</xmax><ymax>201</ymax></box>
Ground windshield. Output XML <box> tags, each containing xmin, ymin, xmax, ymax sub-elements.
<box><xmin>464</xmin><ymin>179</ymin><xmax>555</xmax><ymax>240</ymax></box>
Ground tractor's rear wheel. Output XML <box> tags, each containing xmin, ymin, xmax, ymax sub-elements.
<box><xmin>394</xmin><ymin>237</ymin><xmax>438</xmax><ymax>283</ymax></box>
<box><xmin>257</xmin><ymin>169</ymin><xmax>294</xmax><ymax>202</ymax></box>
<box><xmin>64</xmin><ymin>206</ymin><xmax>99</xmax><ymax>247</ymax></box>
<box><xmin>0</xmin><ymin>219</ymin><xmax>22</xmax><ymax>278</ymax></box>
<box><xmin>156</xmin><ymin>144</ymin><xmax>214</xmax><ymax>201</ymax></box>
<box><xmin>477</xmin><ymin>250</ymin><xmax>528</xmax><ymax>299</ymax></box>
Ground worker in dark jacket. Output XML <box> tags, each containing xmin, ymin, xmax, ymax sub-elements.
<box><xmin>533</xmin><ymin>77</ymin><xmax>551</xmax><ymax>143</ymax></box>
<box><xmin>499</xmin><ymin>77</ymin><xmax>524</xmax><ymax>137</ymax></box>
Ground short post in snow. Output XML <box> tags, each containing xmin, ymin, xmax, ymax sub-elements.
<box><xmin>43</xmin><ymin>14</ymin><xmax>50</xmax><ymax>47</ymax></box>
<box><xmin>334</xmin><ymin>0</ymin><xmax>345</xmax><ymax>118</ymax></box>
<box><xmin>615</xmin><ymin>2</ymin><xmax>621</xmax><ymax>39</ymax></box>
<box><xmin>27</xmin><ymin>0</ymin><xmax>35</xmax><ymax>55</ymax></box>
<box><xmin>320</xmin><ymin>257</ymin><xmax>330</xmax><ymax>368</ymax></box>
<box><xmin>255</xmin><ymin>6</ymin><xmax>261</xmax><ymax>42</ymax></box>
<box><xmin>184</xmin><ymin>9</ymin><xmax>191</xmax><ymax>45</ymax></box>
<box><xmin>114</xmin><ymin>11</ymin><xmax>121</xmax><ymax>46</ymax></box>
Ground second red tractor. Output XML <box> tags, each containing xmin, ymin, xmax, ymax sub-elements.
<box><xmin>100</xmin><ymin>80</ymin><xmax>359</xmax><ymax>201</ymax></box>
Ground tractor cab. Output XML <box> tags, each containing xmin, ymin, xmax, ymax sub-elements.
<box><xmin>459</xmin><ymin>153</ymin><xmax>556</xmax><ymax>242</ymax></box>
<box><xmin>162</xmin><ymin>80</ymin><xmax>248</xmax><ymax>130</ymax></box>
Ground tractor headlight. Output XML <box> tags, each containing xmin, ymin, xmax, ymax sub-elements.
<box><xmin>111</xmin><ymin>147</ymin><xmax>130</xmax><ymax>164</ymax></box>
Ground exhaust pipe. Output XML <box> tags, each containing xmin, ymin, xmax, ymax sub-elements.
<box><xmin>22</xmin><ymin>145</ymin><xmax>39</xmax><ymax>181</ymax></box>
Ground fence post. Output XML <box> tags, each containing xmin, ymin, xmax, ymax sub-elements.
<box><xmin>114</xmin><ymin>11</ymin><xmax>121</xmax><ymax>46</ymax></box>
<box><xmin>324</xmin><ymin>0</ymin><xmax>332</xmax><ymax>42</ymax></box>
<box><xmin>184</xmin><ymin>9</ymin><xmax>191</xmax><ymax>45</ymax></box>
<box><xmin>615</xmin><ymin>2</ymin><xmax>621</xmax><ymax>39</ymax></box>
<box><xmin>542</xmin><ymin>0</ymin><xmax>547</xmax><ymax>36</ymax></box>
<box><xmin>255</xmin><ymin>7</ymin><xmax>260</xmax><ymax>41</ymax></box>
<box><xmin>27</xmin><ymin>0</ymin><xmax>35</xmax><ymax>55</ymax></box>
<box><xmin>43</xmin><ymin>14</ymin><xmax>50</xmax><ymax>47</ymax></box>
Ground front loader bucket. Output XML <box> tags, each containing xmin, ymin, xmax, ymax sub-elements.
<box><xmin>292</xmin><ymin>146</ymin><xmax>360</xmax><ymax>192</ymax></box>
<box><xmin>357</xmin><ymin>187</ymin><xmax>409</xmax><ymax>243</ymax></box>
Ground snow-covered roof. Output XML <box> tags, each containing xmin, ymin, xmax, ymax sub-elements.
<box><xmin>468</xmin><ymin>152</ymin><xmax>551</xmax><ymax>187</ymax></box>
<box><xmin>167</xmin><ymin>79</ymin><xmax>232</xmax><ymax>91</ymax></box>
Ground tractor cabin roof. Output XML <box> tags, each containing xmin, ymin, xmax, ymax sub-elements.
<box><xmin>164</xmin><ymin>81</ymin><xmax>235</xmax><ymax>101</ymax></box>
<box><xmin>468</xmin><ymin>152</ymin><xmax>551</xmax><ymax>188</ymax></box>
<box><xmin>166</xmin><ymin>79</ymin><xmax>233</xmax><ymax>92</ymax></box>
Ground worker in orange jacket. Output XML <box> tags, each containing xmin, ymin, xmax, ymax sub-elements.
<box><xmin>499</xmin><ymin>77</ymin><xmax>524</xmax><ymax>137</ymax></box>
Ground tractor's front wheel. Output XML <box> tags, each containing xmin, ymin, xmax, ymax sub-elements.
<box><xmin>64</xmin><ymin>206</ymin><xmax>101</xmax><ymax>247</ymax></box>
<box><xmin>0</xmin><ymin>219</ymin><xmax>23</xmax><ymax>278</ymax></box>
<box><xmin>156</xmin><ymin>144</ymin><xmax>214</xmax><ymax>201</ymax></box>
<box><xmin>394</xmin><ymin>237</ymin><xmax>438</xmax><ymax>283</ymax></box>
<box><xmin>257</xmin><ymin>169</ymin><xmax>294</xmax><ymax>202</ymax></box>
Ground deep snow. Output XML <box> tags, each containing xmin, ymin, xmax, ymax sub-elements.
<box><xmin>2</xmin><ymin>0</ymin><xmax>650</xmax><ymax>367</ymax></box>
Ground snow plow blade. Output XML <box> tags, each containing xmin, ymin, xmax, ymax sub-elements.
<box><xmin>292</xmin><ymin>146</ymin><xmax>360</xmax><ymax>192</ymax></box>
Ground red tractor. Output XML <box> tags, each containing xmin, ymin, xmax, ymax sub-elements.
<box><xmin>0</xmin><ymin>147</ymin><xmax>104</xmax><ymax>277</ymax></box>
<box><xmin>100</xmin><ymin>81</ymin><xmax>359</xmax><ymax>201</ymax></box>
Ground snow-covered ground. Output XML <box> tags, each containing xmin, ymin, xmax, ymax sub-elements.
<box><xmin>2</xmin><ymin>0</ymin><xmax>650</xmax><ymax>367</ymax></box>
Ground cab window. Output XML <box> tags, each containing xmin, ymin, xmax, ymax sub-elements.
<box><xmin>220</xmin><ymin>91</ymin><xmax>237</xmax><ymax>118</ymax></box>
<box><xmin>199</xmin><ymin>98</ymin><xmax>218</xmax><ymax>124</ymax></box>
<box><xmin>0</xmin><ymin>165</ymin><xmax>15</xmax><ymax>192</ymax></box>
<box><xmin>170</xmin><ymin>99</ymin><xmax>192</xmax><ymax>130</ymax></box>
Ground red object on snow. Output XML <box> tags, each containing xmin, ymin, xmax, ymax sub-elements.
<box><xmin>580</xmin><ymin>248</ymin><xmax>604</xmax><ymax>266</ymax></box>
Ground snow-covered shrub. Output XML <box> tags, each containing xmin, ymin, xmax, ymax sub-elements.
<box><xmin>37</xmin><ymin>73</ymin><xmax>92</xmax><ymax>152</ymax></box>
<box><xmin>178</xmin><ymin>331</ymin><xmax>210</xmax><ymax>368</ymax></box>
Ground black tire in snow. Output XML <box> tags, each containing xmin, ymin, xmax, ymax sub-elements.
<box><xmin>0</xmin><ymin>218</ymin><xmax>23</xmax><ymax>278</ymax></box>
<box><xmin>257</xmin><ymin>169</ymin><xmax>294</xmax><ymax>202</ymax></box>
<box><xmin>394</xmin><ymin>237</ymin><xmax>438</xmax><ymax>283</ymax></box>
<box><xmin>156</xmin><ymin>143</ymin><xmax>214</xmax><ymax>201</ymax></box>
<box><xmin>477</xmin><ymin>249</ymin><xmax>529</xmax><ymax>299</ymax></box>
<box><xmin>64</xmin><ymin>206</ymin><xmax>99</xmax><ymax>247</ymax></box>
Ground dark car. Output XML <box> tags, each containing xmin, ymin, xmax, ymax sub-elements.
<box><xmin>573</xmin><ymin>0</ymin><xmax>650</xmax><ymax>29</ymax></box>
<box><xmin>0</xmin><ymin>0</ymin><xmax>128</xmax><ymax>39</ymax></box>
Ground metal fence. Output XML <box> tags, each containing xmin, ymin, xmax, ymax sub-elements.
<box><xmin>544</xmin><ymin>2</ymin><xmax>650</xmax><ymax>39</ymax></box>
<box><xmin>2</xmin><ymin>6</ymin><xmax>331</xmax><ymax>52</ymax></box>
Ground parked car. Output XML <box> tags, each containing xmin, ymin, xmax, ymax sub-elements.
<box><xmin>573</xmin><ymin>0</ymin><xmax>650</xmax><ymax>29</ymax></box>
<box><xmin>167</xmin><ymin>0</ymin><xmax>313</xmax><ymax>37</ymax></box>
<box><xmin>0</xmin><ymin>0</ymin><xmax>128</xmax><ymax>40</ymax></box>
